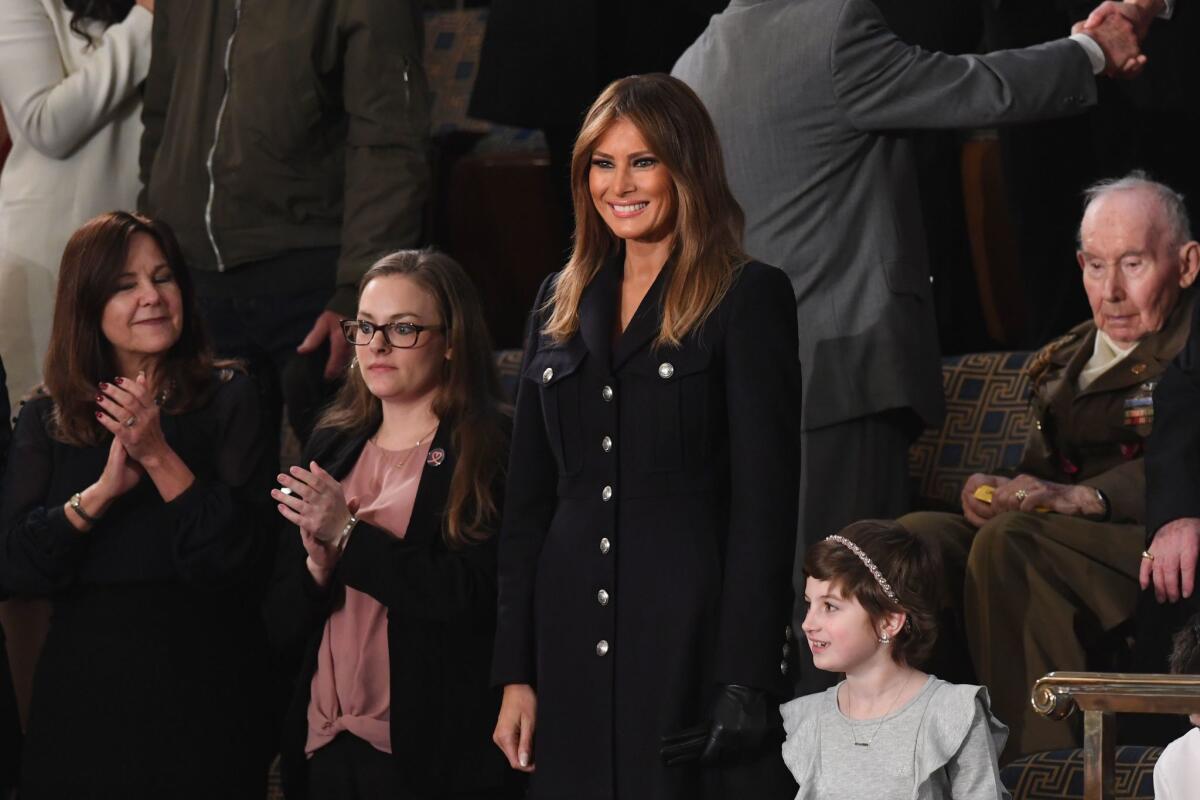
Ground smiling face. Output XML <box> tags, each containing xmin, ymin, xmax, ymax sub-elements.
<box><xmin>1077</xmin><ymin>188</ymin><xmax>1200</xmax><ymax>345</ymax></box>
<box><xmin>801</xmin><ymin>576</ymin><xmax>891</xmax><ymax>674</ymax></box>
<box><xmin>99</xmin><ymin>233</ymin><xmax>184</xmax><ymax>372</ymax></box>
<box><xmin>355</xmin><ymin>274</ymin><xmax>448</xmax><ymax>404</ymax></box>
<box><xmin>588</xmin><ymin>117</ymin><xmax>676</xmax><ymax>246</ymax></box>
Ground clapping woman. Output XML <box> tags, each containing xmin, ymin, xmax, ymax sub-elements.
<box><xmin>0</xmin><ymin>211</ymin><xmax>276</xmax><ymax>798</ymax></box>
<box><xmin>265</xmin><ymin>250</ymin><xmax>514</xmax><ymax>800</ymax></box>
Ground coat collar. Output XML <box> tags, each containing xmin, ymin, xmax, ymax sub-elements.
<box><xmin>1040</xmin><ymin>289</ymin><xmax>1198</xmax><ymax>410</ymax></box>
<box><xmin>611</xmin><ymin>251</ymin><xmax>674</xmax><ymax>370</ymax></box>
<box><xmin>1075</xmin><ymin>288</ymin><xmax>1198</xmax><ymax>399</ymax></box>
<box><xmin>577</xmin><ymin>253</ymin><xmax>619</xmax><ymax>369</ymax></box>
<box><xmin>309</xmin><ymin>420</ymin><xmax>456</xmax><ymax>547</ymax></box>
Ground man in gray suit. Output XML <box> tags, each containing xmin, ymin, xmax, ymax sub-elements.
<box><xmin>672</xmin><ymin>0</ymin><xmax>1142</xmax><ymax>692</ymax></box>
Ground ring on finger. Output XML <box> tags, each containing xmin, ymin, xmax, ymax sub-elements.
<box><xmin>1014</xmin><ymin>488</ymin><xmax>1028</xmax><ymax>502</ymax></box>
<box><xmin>123</xmin><ymin>415</ymin><xmax>138</xmax><ymax>428</ymax></box>
<box><xmin>1141</xmin><ymin>550</ymin><xmax>1155</xmax><ymax>561</ymax></box>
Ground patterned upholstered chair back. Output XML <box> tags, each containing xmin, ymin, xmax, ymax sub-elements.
<box><xmin>1000</xmin><ymin>746</ymin><xmax>1161</xmax><ymax>800</ymax></box>
<box><xmin>907</xmin><ymin>352</ymin><xmax>1036</xmax><ymax>509</ymax></box>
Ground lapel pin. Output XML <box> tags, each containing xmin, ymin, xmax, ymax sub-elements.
<box><xmin>427</xmin><ymin>448</ymin><xmax>445</xmax><ymax>467</ymax></box>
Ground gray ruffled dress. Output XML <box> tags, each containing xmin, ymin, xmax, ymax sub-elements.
<box><xmin>780</xmin><ymin>676</ymin><xmax>1010</xmax><ymax>800</ymax></box>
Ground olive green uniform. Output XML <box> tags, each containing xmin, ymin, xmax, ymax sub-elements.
<box><xmin>901</xmin><ymin>291</ymin><xmax>1196</xmax><ymax>760</ymax></box>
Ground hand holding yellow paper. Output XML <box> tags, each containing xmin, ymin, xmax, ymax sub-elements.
<box><xmin>972</xmin><ymin>484</ymin><xmax>1050</xmax><ymax>513</ymax></box>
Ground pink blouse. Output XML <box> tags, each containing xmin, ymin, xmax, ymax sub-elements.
<box><xmin>305</xmin><ymin>437</ymin><xmax>433</xmax><ymax>756</ymax></box>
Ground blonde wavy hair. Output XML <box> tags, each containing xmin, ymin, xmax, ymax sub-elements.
<box><xmin>544</xmin><ymin>73</ymin><xmax>748</xmax><ymax>348</ymax></box>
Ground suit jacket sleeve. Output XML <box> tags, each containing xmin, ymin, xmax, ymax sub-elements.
<box><xmin>330</xmin><ymin>0</ymin><xmax>431</xmax><ymax>316</ymax></box>
<box><xmin>0</xmin><ymin>1</ymin><xmax>151</xmax><ymax>160</ymax></box>
<box><xmin>830</xmin><ymin>0</ymin><xmax>1096</xmax><ymax>132</ymax></box>
<box><xmin>491</xmin><ymin>275</ymin><xmax>560</xmax><ymax>686</ymax></box>
<box><xmin>714</xmin><ymin>265</ymin><xmax>802</xmax><ymax>694</ymax></box>
<box><xmin>1146</xmin><ymin>303</ymin><xmax>1200</xmax><ymax>538</ymax></box>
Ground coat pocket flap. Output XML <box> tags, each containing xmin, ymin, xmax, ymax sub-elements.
<box><xmin>523</xmin><ymin>340</ymin><xmax>588</xmax><ymax>386</ymax></box>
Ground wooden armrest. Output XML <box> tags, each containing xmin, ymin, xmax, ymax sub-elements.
<box><xmin>1029</xmin><ymin>672</ymin><xmax>1200</xmax><ymax>800</ymax></box>
<box><xmin>1032</xmin><ymin>671</ymin><xmax>1200</xmax><ymax>719</ymax></box>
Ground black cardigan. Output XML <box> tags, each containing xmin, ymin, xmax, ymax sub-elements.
<box><xmin>265</xmin><ymin>417</ymin><xmax>515</xmax><ymax>799</ymax></box>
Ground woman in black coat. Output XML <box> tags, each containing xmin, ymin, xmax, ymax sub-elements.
<box><xmin>491</xmin><ymin>74</ymin><xmax>803</xmax><ymax>799</ymax></box>
<box><xmin>0</xmin><ymin>212</ymin><xmax>276</xmax><ymax>798</ymax></box>
<box><xmin>265</xmin><ymin>250</ymin><xmax>517</xmax><ymax>800</ymax></box>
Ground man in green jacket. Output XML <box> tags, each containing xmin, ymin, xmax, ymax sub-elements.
<box><xmin>138</xmin><ymin>0</ymin><xmax>430</xmax><ymax>445</ymax></box>
<box><xmin>901</xmin><ymin>173</ymin><xmax>1200</xmax><ymax>760</ymax></box>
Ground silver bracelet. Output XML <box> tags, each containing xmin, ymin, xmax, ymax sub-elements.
<box><xmin>336</xmin><ymin>515</ymin><xmax>358</xmax><ymax>552</ymax></box>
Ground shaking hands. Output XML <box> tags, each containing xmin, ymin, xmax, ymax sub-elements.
<box><xmin>1075</xmin><ymin>0</ymin><xmax>1167</xmax><ymax>78</ymax></box>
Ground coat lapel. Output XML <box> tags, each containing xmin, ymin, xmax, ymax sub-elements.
<box><xmin>577</xmin><ymin>254</ymin><xmax>619</xmax><ymax>371</ymax></box>
<box><xmin>612</xmin><ymin>255</ymin><xmax>673</xmax><ymax>370</ymax></box>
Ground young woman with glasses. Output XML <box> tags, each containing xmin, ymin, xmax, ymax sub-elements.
<box><xmin>265</xmin><ymin>249</ymin><xmax>518</xmax><ymax>800</ymax></box>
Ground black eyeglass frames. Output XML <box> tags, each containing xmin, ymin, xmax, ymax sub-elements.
<box><xmin>340</xmin><ymin>319</ymin><xmax>446</xmax><ymax>349</ymax></box>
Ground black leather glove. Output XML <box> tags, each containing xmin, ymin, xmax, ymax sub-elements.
<box><xmin>659</xmin><ymin>684</ymin><xmax>782</xmax><ymax>766</ymax></box>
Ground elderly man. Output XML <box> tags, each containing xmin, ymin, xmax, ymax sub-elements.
<box><xmin>901</xmin><ymin>174</ymin><xmax>1200</xmax><ymax>760</ymax></box>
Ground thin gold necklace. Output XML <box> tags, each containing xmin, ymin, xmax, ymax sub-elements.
<box><xmin>843</xmin><ymin>671</ymin><xmax>913</xmax><ymax>748</ymax></box>
<box><xmin>374</xmin><ymin>423</ymin><xmax>439</xmax><ymax>469</ymax></box>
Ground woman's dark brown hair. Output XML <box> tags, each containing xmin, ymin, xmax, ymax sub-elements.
<box><xmin>544</xmin><ymin>73</ymin><xmax>748</xmax><ymax>349</ymax></box>
<box><xmin>63</xmin><ymin>0</ymin><xmax>135</xmax><ymax>45</ymax></box>
<box><xmin>314</xmin><ymin>249</ymin><xmax>507</xmax><ymax>549</ymax></box>
<box><xmin>804</xmin><ymin>520</ymin><xmax>941</xmax><ymax>667</ymax></box>
<box><xmin>44</xmin><ymin>211</ymin><xmax>222</xmax><ymax>447</ymax></box>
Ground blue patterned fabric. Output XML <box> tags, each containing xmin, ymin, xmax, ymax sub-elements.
<box><xmin>908</xmin><ymin>352</ymin><xmax>1035</xmax><ymax>507</ymax></box>
<box><xmin>1001</xmin><ymin>746</ymin><xmax>1161</xmax><ymax>800</ymax></box>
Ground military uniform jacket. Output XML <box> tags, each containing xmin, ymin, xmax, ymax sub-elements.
<box><xmin>1019</xmin><ymin>290</ymin><xmax>1197</xmax><ymax>524</ymax></box>
<box><xmin>492</xmin><ymin>257</ymin><xmax>802</xmax><ymax>799</ymax></box>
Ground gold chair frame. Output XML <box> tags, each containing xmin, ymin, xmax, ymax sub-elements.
<box><xmin>1031</xmin><ymin>671</ymin><xmax>1200</xmax><ymax>800</ymax></box>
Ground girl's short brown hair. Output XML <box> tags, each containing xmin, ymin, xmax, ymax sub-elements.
<box><xmin>804</xmin><ymin>520</ymin><xmax>941</xmax><ymax>667</ymax></box>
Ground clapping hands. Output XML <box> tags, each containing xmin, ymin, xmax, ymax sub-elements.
<box><xmin>272</xmin><ymin>462</ymin><xmax>358</xmax><ymax>586</ymax></box>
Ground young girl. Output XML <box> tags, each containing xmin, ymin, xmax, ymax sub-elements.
<box><xmin>1153</xmin><ymin>612</ymin><xmax>1200</xmax><ymax>800</ymax></box>
<box><xmin>782</xmin><ymin>520</ymin><xmax>1009</xmax><ymax>799</ymax></box>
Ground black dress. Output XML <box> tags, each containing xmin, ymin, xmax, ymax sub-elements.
<box><xmin>0</xmin><ymin>371</ymin><xmax>277</xmax><ymax>799</ymax></box>
<box><xmin>265</xmin><ymin>421</ymin><xmax>518</xmax><ymax>800</ymax></box>
<box><xmin>493</xmin><ymin>257</ymin><xmax>803</xmax><ymax>799</ymax></box>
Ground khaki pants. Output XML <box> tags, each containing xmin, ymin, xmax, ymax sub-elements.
<box><xmin>899</xmin><ymin>510</ymin><xmax>1144</xmax><ymax>761</ymax></box>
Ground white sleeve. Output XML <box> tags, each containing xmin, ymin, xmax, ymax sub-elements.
<box><xmin>0</xmin><ymin>1</ymin><xmax>152</xmax><ymax>160</ymax></box>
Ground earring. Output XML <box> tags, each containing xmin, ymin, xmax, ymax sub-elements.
<box><xmin>878</xmin><ymin>631</ymin><xmax>892</xmax><ymax>645</ymax></box>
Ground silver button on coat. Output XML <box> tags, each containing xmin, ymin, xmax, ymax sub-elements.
<box><xmin>601</xmin><ymin>436</ymin><xmax>613</xmax><ymax>452</ymax></box>
<box><xmin>599</xmin><ymin>537</ymin><xmax>611</xmax><ymax>554</ymax></box>
<box><xmin>597</xmin><ymin>589</ymin><xmax>609</xmax><ymax>606</ymax></box>
<box><xmin>601</xmin><ymin>385</ymin><xmax>613</xmax><ymax>401</ymax></box>
<box><xmin>596</xmin><ymin>640</ymin><xmax>609</xmax><ymax>657</ymax></box>
<box><xmin>542</xmin><ymin>367</ymin><xmax>554</xmax><ymax>384</ymax></box>
<box><xmin>658</xmin><ymin>362</ymin><xmax>675</xmax><ymax>379</ymax></box>
<box><xmin>601</xmin><ymin>485</ymin><xmax>613</xmax><ymax>501</ymax></box>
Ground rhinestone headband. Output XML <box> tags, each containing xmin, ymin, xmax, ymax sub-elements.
<box><xmin>825</xmin><ymin>534</ymin><xmax>898</xmax><ymax>603</ymax></box>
